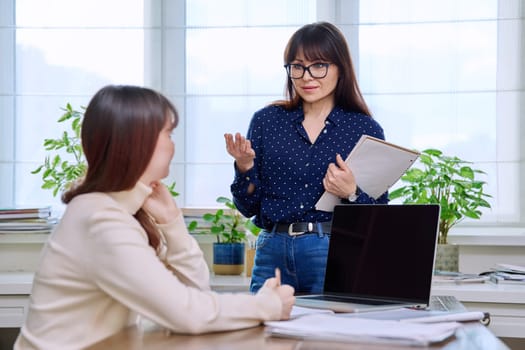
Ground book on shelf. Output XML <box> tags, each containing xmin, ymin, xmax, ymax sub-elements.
<box><xmin>484</xmin><ymin>263</ymin><xmax>525</xmax><ymax>284</ymax></box>
<box><xmin>0</xmin><ymin>217</ymin><xmax>58</xmax><ymax>232</ymax></box>
<box><xmin>489</xmin><ymin>271</ymin><xmax>525</xmax><ymax>285</ymax></box>
<box><xmin>0</xmin><ymin>206</ymin><xmax>56</xmax><ymax>233</ymax></box>
<box><xmin>0</xmin><ymin>206</ymin><xmax>51</xmax><ymax>220</ymax></box>
<box><xmin>493</xmin><ymin>263</ymin><xmax>525</xmax><ymax>274</ymax></box>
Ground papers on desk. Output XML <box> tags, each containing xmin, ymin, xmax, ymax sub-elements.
<box><xmin>265</xmin><ymin>314</ymin><xmax>461</xmax><ymax>346</ymax></box>
<box><xmin>290</xmin><ymin>305</ymin><xmax>334</xmax><ymax>318</ymax></box>
<box><xmin>315</xmin><ymin>135</ymin><xmax>420</xmax><ymax>212</ymax></box>
<box><xmin>340</xmin><ymin>307</ymin><xmax>488</xmax><ymax>324</ymax></box>
<box><xmin>266</xmin><ymin>306</ymin><xmax>488</xmax><ymax>346</ymax></box>
<box><xmin>401</xmin><ymin>311</ymin><xmax>488</xmax><ymax>324</ymax></box>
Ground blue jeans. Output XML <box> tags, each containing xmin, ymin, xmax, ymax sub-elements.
<box><xmin>249</xmin><ymin>230</ymin><xmax>329</xmax><ymax>294</ymax></box>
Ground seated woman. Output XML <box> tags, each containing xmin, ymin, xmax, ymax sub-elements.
<box><xmin>15</xmin><ymin>85</ymin><xmax>295</xmax><ymax>350</ymax></box>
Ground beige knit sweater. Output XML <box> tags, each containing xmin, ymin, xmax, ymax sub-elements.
<box><xmin>15</xmin><ymin>182</ymin><xmax>281</xmax><ymax>349</ymax></box>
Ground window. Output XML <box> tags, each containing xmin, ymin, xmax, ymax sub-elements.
<box><xmin>183</xmin><ymin>0</ymin><xmax>317</xmax><ymax>206</ymax></box>
<box><xmin>354</xmin><ymin>0</ymin><xmax>523</xmax><ymax>225</ymax></box>
<box><xmin>0</xmin><ymin>0</ymin><xmax>148</xmax><ymax>214</ymax></box>
<box><xmin>0</xmin><ymin>0</ymin><xmax>523</xmax><ymax>229</ymax></box>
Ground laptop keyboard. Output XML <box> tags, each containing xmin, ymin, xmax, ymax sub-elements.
<box><xmin>429</xmin><ymin>295</ymin><xmax>466</xmax><ymax>311</ymax></box>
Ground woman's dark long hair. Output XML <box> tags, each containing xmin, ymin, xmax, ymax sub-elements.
<box><xmin>62</xmin><ymin>85</ymin><xmax>179</xmax><ymax>249</ymax></box>
<box><xmin>276</xmin><ymin>21</ymin><xmax>371</xmax><ymax>116</ymax></box>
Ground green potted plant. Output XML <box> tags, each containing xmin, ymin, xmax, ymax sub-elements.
<box><xmin>389</xmin><ymin>148</ymin><xmax>491</xmax><ymax>271</ymax></box>
<box><xmin>32</xmin><ymin>104</ymin><xmax>179</xmax><ymax>198</ymax></box>
<box><xmin>31</xmin><ymin>104</ymin><xmax>86</xmax><ymax>197</ymax></box>
<box><xmin>189</xmin><ymin>196</ymin><xmax>260</xmax><ymax>275</ymax></box>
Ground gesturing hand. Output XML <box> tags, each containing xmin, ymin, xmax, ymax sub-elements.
<box><xmin>224</xmin><ymin>132</ymin><xmax>256</xmax><ymax>173</ymax></box>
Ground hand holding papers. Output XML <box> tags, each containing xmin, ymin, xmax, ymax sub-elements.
<box><xmin>315</xmin><ymin>135</ymin><xmax>420</xmax><ymax>212</ymax></box>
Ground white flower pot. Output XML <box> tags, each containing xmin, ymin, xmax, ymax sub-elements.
<box><xmin>434</xmin><ymin>244</ymin><xmax>459</xmax><ymax>272</ymax></box>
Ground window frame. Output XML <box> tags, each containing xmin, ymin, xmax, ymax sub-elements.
<box><xmin>1</xmin><ymin>0</ymin><xmax>524</xmax><ymax>235</ymax></box>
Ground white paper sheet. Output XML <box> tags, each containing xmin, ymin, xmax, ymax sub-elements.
<box><xmin>290</xmin><ymin>305</ymin><xmax>334</xmax><ymax>319</ymax></box>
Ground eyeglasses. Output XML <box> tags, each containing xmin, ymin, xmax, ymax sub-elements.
<box><xmin>284</xmin><ymin>63</ymin><xmax>331</xmax><ymax>79</ymax></box>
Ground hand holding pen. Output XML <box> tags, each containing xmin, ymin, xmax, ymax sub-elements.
<box><xmin>266</xmin><ymin>267</ymin><xmax>295</xmax><ymax>320</ymax></box>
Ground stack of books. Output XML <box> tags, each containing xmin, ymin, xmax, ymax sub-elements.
<box><xmin>0</xmin><ymin>206</ymin><xmax>57</xmax><ymax>234</ymax></box>
<box><xmin>488</xmin><ymin>263</ymin><xmax>525</xmax><ymax>285</ymax></box>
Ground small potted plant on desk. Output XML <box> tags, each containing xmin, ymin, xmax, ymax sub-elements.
<box><xmin>189</xmin><ymin>196</ymin><xmax>260</xmax><ymax>275</ymax></box>
<box><xmin>389</xmin><ymin>149</ymin><xmax>491</xmax><ymax>272</ymax></box>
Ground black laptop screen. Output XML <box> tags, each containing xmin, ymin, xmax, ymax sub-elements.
<box><xmin>325</xmin><ymin>204</ymin><xmax>440</xmax><ymax>303</ymax></box>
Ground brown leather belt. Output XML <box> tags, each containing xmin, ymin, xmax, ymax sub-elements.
<box><xmin>273</xmin><ymin>222</ymin><xmax>332</xmax><ymax>236</ymax></box>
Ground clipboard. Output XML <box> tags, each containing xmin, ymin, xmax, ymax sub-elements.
<box><xmin>315</xmin><ymin>135</ymin><xmax>420</xmax><ymax>212</ymax></box>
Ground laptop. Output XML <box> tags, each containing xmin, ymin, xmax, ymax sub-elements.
<box><xmin>295</xmin><ymin>204</ymin><xmax>441</xmax><ymax>313</ymax></box>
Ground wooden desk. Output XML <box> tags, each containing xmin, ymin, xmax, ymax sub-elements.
<box><xmin>85</xmin><ymin>321</ymin><xmax>509</xmax><ymax>350</ymax></box>
<box><xmin>3</xmin><ymin>273</ymin><xmax>525</xmax><ymax>338</ymax></box>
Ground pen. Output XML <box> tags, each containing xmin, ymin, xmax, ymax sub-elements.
<box><xmin>275</xmin><ymin>267</ymin><xmax>281</xmax><ymax>286</ymax></box>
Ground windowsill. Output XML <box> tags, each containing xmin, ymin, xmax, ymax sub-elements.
<box><xmin>448</xmin><ymin>227</ymin><xmax>525</xmax><ymax>246</ymax></box>
<box><xmin>0</xmin><ymin>232</ymin><xmax>50</xmax><ymax>244</ymax></box>
<box><xmin>0</xmin><ymin>271</ymin><xmax>251</xmax><ymax>295</ymax></box>
<box><xmin>0</xmin><ymin>232</ymin><xmax>218</xmax><ymax>245</ymax></box>
<box><xmin>2</xmin><ymin>228</ymin><xmax>525</xmax><ymax>247</ymax></box>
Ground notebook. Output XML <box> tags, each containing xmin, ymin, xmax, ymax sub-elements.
<box><xmin>295</xmin><ymin>204</ymin><xmax>441</xmax><ymax>313</ymax></box>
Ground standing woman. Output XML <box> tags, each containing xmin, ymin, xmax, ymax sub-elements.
<box><xmin>15</xmin><ymin>85</ymin><xmax>294</xmax><ymax>350</ymax></box>
<box><xmin>225</xmin><ymin>22</ymin><xmax>388</xmax><ymax>294</ymax></box>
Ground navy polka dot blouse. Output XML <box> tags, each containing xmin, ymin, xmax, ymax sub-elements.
<box><xmin>231</xmin><ymin>104</ymin><xmax>389</xmax><ymax>230</ymax></box>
